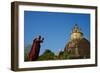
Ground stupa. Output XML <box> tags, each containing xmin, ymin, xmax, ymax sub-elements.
<box><xmin>64</xmin><ymin>24</ymin><xmax>90</xmax><ymax>59</ymax></box>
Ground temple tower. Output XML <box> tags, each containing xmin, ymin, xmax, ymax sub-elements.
<box><xmin>64</xmin><ymin>24</ymin><xmax>90</xmax><ymax>59</ymax></box>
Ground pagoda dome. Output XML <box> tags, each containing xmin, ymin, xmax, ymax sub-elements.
<box><xmin>64</xmin><ymin>24</ymin><xmax>90</xmax><ymax>59</ymax></box>
<box><xmin>64</xmin><ymin>38</ymin><xmax>90</xmax><ymax>58</ymax></box>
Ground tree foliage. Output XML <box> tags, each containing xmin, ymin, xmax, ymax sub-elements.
<box><xmin>38</xmin><ymin>49</ymin><xmax>55</xmax><ymax>60</ymax></box>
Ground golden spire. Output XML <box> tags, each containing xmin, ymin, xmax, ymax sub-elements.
<box><xmin>72</xmin><ymin>24</ymin><xmax>80</xmax><ymax>33</ymax></box>
<box><xmin>71</xmin><ymin>24</ymin><xmax>83</xmax><ymax>40</ymax></box>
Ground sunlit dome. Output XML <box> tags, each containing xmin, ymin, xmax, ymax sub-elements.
<box><xmin>64</xmin><ymin>24</ymin><xmax>90</xmax><ymax>59</ymax></box>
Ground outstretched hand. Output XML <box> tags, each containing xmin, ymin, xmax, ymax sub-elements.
<box><xmin>42</xmin><ymin>38</ymin><xmax>44</xmax><ymax>41</ymax></box>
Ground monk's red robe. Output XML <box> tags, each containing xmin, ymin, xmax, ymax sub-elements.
<box><xmin>28</xmin><ymin>39</ymin><xmax>43</xmax><ymax>61</ymax></box>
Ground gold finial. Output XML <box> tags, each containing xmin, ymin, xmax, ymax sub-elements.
<box><xmin>72</xmin><ymin>24</ymin><xmax>80</xmax><ymax>33</ymax></box>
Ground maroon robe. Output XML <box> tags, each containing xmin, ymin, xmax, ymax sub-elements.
<box><xmin>28</xmin><ymin>38</ymin><xmax>43</xmax><ymax>61</ymax></box>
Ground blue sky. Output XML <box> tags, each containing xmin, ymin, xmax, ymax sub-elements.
<box><xmin>24</xmin><ymin>11</ymin><xmax>90</xmax><ymax>55</ymax></box>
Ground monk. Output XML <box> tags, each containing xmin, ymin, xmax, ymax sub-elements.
<box><xmin>28</xmin><ymin>35</ymin><xmax>44</xmax><ymax>61</ymax></box>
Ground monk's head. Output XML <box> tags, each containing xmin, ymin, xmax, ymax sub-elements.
<box><xmin>36</xmin><ymin>35</ymin><xmax>41</xmax><ymax>39</ymax></box>
<box><xmin>38</xmin><ymin>35</ymin><xmax>41</xmax><ymax>39</ymax></box>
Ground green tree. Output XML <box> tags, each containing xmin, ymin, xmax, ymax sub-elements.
<box><xmin>38</xmin><ymin>49</ymin><xmax>55</xmax><ymax>60</ymax></box>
